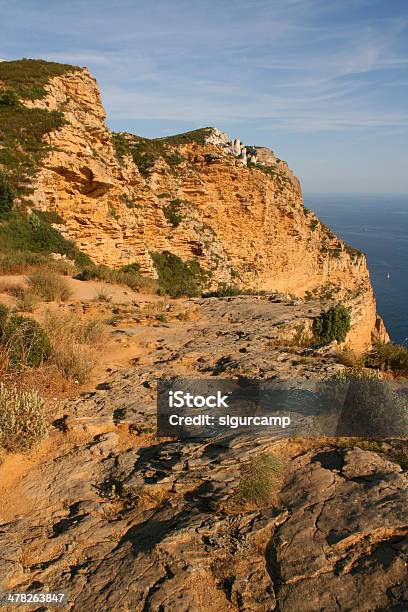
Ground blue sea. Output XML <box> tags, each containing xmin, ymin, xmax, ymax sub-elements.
<box><xmin>304</xmin><ymin>193</ymin><xmax>408</xmax><ymax>346</ymax></box>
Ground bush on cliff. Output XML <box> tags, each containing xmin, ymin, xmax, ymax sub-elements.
<box><xmin>151</xmin><ymin>251</ymin><xmax>209</xmax><ymax>297</ymax></box>
<box><xmin>313</xmin><ymin>304</ymin><xmax>351</xmax><ymax>344</ymax></box>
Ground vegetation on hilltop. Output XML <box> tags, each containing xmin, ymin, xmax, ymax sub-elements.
<box><xmin>157</xmin><ymin>127</ymin><xmax>213</xmax><ymax>146</ymax></box>
<box><xmin>0</xmin><ymin>59</ymin><xmax>79</xmax><ymax>100</ymax></box>
<box><xmin>112</xmin><ymin>128</ymin><xmax>214</xmax><ymax>177</ymax></box>
<box><xmin>112</xmin><ymin>133</ymin><xmax>185</xmax><ymax>177</ymax></box>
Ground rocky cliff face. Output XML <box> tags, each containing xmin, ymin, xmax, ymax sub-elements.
<box><xmin>16</xmin><ymin>65</ymin><xmax>386</xmax><ymax>350</ymax></box>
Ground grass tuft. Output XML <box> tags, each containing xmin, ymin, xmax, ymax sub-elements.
<box><xmin>27</xmin><ymin>270</ymin><xmax>72</xmax><ymax>302</ymax></box>
<box><xmin>0</xmin><ymin>383</ymin><xmax>48</xmax><ymax>452</ymax></box>
<box><xmin>236</xmin><ymin>453</ymin><xmax>282</xmax><ymax>507</ymax></box>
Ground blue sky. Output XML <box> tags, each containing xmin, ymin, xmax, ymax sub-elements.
<box><xmin>1</xmin><ymin>0</ymin><xmax>407</xmax><ymax>193</ymax></box>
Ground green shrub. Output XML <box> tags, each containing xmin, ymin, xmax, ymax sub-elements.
<box><xmin>151</xmin><ymin>251</ymin><xmax>209</xmax><ymax>297</ymax></box>
<box><xmin>0</xmin><ymin>383</ymin><xmax>48</xmax><ymax>452</ymax></box>
<box><xmin>0</xmin><ymin>212</ymin><xmax>92</xmax><ymax>267</ymax></box>
<box><xmin>313</xmin><ymin>304</ymin><xmax>351</xmax><ymax>344</ymax></box>
<box><xmin>120</xmin><ymin>262</ymin><xmax>141</xmax><ymax>275</ymax></box>
<box><xmin>366</xmin><ymin>342</ymin><xmax>408</xmax><ymax>375</ymax></box>
<box><xmin>0</xmin><ymin>314</ymin><xmax>52</xmax><ymax>368</ymax></box>
<box><xmin>75</xmin><ymin>262</ymin><xmax>143</xmax><ymax>291</ymax></box>
<box><xmin>0</xmin><ymin>88</ymin><xmax>20</xmax><ymax>106</ymax></box>
<box><xmin>203</xmin><ymin>285</ymin><xmax>241</xmax><ymax>298</ymax></box>
<box><xmin>163</xmin><ymin>199</ymin><xmax>183</xmax><ymax>227</ymax></box>
<box><xmin>27</xmin><ymin>270</ymin><xmax>72</xmax><ymax>302</ymax></box>
<box><xmin>237</xmin><ymin>453</ymin><xmax>282</xmax><ymax>507</ymax></box>
<box><xmin>36</xmin><ymin>210</ymin><xmax>65</xmax><ymax>225</ymax></box>
<box><xmin>0</xmin><ymin>170</ymin><xmax>14</xmax><ymax>214</ymax></box>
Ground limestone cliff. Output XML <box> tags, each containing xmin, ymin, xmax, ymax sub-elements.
<box><xmin>4</xmin><ymin>63</ymin><xmax>387</xmax><ymax>350</ymax></box>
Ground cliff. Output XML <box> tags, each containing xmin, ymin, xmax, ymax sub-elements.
<box><xmin>0</xmin><ymin>60</ymin><xmax>387</xmax><ymax>350</ymax></box>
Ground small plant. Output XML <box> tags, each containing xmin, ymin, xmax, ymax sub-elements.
<box><xmin>236</xmin><ymin>453</ymin><xmax>282</xmax><ymax>507</ymax></box>
<box><xmin>156</xmin><ymin>313</ymin><xmax>167</xmax><ymax>323</ymax></box>
<box><xmin>98</xmin><ymin>476</ymin><xmax>143</xmax><ymax>506</ymax></box>
<box><xmin>109</xmin><ymin>206</ymin><xmax>119</xmax><ymax>221</ymax></box>
<box><xmin>93</xmin><ymin>289</ymin><xmax>112</xmax><ymax>303</ymax></box>
<box><xmin>120</xmin><ymin>262</ymin><xmax>141</xmax><ymax>275</ymax></box>
<box><xmin>163</xmin><ymin>199</ymin><xmax>183</xmax><ymax>228</ymax></box>
<box><xmin>0</xmin><ymin>59</ymin><xmax>79</xmax><ymax>100</ymax></box>
<box><xmin>313</xmin><ymin>304</ymin><xmax>351</xmax><ymax>345</ymax></box>
<box><xmin>290</xmin><ymin>323</ymin><xmax>314</xmax><ymax>348</ymax></box>
<box><xmin>203</xmin><ymin>285</ymin><xmax>241</xmax><ymax>298</ymax></box>
<box><xmin>27</xmin><ymin>270</ymin><xmax>72</xmax><ymax>302</ymax></box>
<box><xmin>0</xmin><ymin>170</ymin><xmax>14</xmax><ymax>214</ymax></box>
<box><xmin>17</xmin><ymin>290</ymin><xmax>39</xmax><ymax>312</ymax></box>
<box><xmin>0</xmin><ymin>383</ymin><xmax>48</xmax><ymax>452</ymax></box>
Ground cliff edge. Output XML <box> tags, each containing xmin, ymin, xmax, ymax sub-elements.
<box><xmin>0</xmin><ymin>60</ymin><xmax>388</xmax><ymax>350</ymax></box>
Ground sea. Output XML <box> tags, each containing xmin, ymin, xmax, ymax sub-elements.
<box><xmin>304</xmin><ymin>193</ymin><xmax>408</xmax><ymax>346</ymax></box>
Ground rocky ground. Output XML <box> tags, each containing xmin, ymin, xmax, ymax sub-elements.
<box><xmin>0</xmin><ymin>294</ymin><xmax>407</xmax><ymax>611</ymax></box>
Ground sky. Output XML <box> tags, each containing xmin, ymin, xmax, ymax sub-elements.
<box><xmin>1</xmin><ymin>0</ymin><xmax>407</xmax><ymax>194</ymax></box>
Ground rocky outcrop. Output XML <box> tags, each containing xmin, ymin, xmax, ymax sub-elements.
<box><xmin>0</xmin><ymin>295</ymin><xmax>405</xmax><ymax>610</ymax></box>
<box><xmin>17</xmin><ymin>64</ymin><xmax>386</xmax><ymax>349</ymax></box>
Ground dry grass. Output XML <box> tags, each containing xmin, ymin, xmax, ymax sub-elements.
<box><xmin>27</xmin><ymin>270</ymin><xmax>72</xmax><ymax>302</ymax></box>
<box><xmin>0</xmin><ymin>383</ymin><xmax>48</xmax><ymax>452</ymax></box>
<box><xmin>236</xmin><ymin>453</ymin><xmax>283</xmax><ymax>508</ymax></box>
<box><xmin>335</xmin><ymin>348</ymin><xmax>364</xmax><ymax>368</ymax></box>
<box><xmin>93</xmin><ymin>289</ymin><xmax>112</xmax><ymax>303</ymax></box>
<box><xmin>0</xmin><ymin>279</ymin><xmax>25</xmax><ymax>295</ymax></box>
<box><xmin>16</xmin><ymin>291</ymin><xmax>40</xmax><ymax>312</ymax></box>
<box><xmin>42</xmin><ymin>309</ymin><xmax>107</xmax><ymax>383</ymax></box>
<box><xmin>0</xmin><ymin>253</ymin><xmax>78</xmax><ymax>276</ymax></box>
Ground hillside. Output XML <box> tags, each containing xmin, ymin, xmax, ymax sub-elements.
<box><xmin>0</xmin><ymin>59</ymin><xmax>388</xmax><ymax>351</ymax></box>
